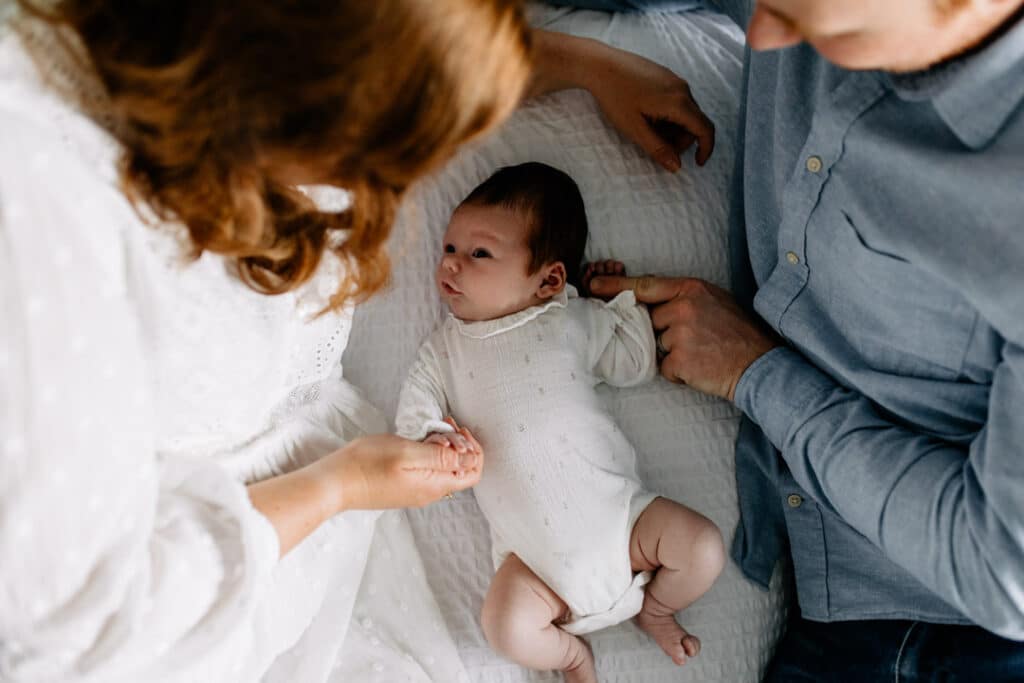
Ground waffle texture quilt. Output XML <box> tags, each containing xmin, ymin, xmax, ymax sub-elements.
<box><xmin>343</xmin><ymin>6</ymin><xmax>788</xmax><ymax>681</ymax></box>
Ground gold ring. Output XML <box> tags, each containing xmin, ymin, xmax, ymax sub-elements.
<box><xmin>444</xmin><ymin>492</ymin><xmax>455</xmax><ymax>500</ymax></box>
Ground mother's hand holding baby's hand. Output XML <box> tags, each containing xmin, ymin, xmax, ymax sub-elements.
<box><xmin>311</xmin><ymin>426</ymin><xmax>483</xmax><ymax>511</ymax></box>
<box><xmin>589</xmin><ymin>275</ymin><xmax>779</xmax><ymax>401</ymax></box>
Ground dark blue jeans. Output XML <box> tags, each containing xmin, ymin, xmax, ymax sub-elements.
<box><xmin>764</xmin><ymin>617</ymin><xmax>1024</xmax><ymax>682</ymax></box>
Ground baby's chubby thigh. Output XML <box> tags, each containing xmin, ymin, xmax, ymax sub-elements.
<box><xmin>629</xmin><ymin>497</ymin><xmax>726</xmax><ymax>597</ymax></box>
<box><xmin>480</xmin><ymin>554</ymin><xmax>579</xmax><ymax>668</ymax></box>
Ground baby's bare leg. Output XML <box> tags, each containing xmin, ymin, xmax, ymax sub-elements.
<box><xmin>630</xmin><ymin>497</ymin><xmax>726</xmax><ymax>666</ymax></box>
<box><xmin>481</xmin><ymin>554</ymin><xmax>596</xmax><ymax>683</ymax></box>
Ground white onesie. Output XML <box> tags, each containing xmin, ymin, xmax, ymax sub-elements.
<box><xmin>395</xmin><ymin>285</ymin><xmax>659</xmax><ymax>634</ymax></box>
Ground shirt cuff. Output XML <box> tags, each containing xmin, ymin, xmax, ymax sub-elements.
<box><xmin>734</xmin><ymin>346</ymin><xmax>837</xmax><ymax>450</ymax></box>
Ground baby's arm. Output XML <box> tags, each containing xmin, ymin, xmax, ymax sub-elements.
<box><xmin>577</xmin><ymin>260</ymin><xmax>658</xmax><ymax>387</ymax></box>
<box><xmin>395</xmin><ymin>339</ymin><xmax>456</xmax><ymax>441</ymax></box>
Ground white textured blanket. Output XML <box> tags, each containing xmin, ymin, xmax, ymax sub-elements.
<box><xmin>343</xmin><ymin>7</ymin><xmax>787</xmax><ymax>682</ymax></box>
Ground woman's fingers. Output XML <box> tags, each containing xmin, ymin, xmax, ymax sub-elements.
<box><xmin>643</xmin><ymin>89</ymin><xmax>715</xmax><ymax>168</ymax></box>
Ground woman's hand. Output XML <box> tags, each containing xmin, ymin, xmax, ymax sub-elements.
<box><xmin>314</xmin><ymin>427</ymin><xmax>483</xmax><ymax>512</ymax></box>
<box><xmin>250</xmin><ymin>421</ymin><xmax>482</xmax><ymax>556</ymax></box>
<box><xmin>589</xmin><ymin>275</ymin><xmax>779</xmax><ymax>400</ymax></box>
<box><xmin>530</xmin><ymin>30</ymin><xmax>715</xmax><ymax>172</ymax></box>
<box><xmin>587</xmin><ymin>46</ymin><xmax>715</xmax><ymax>171</ymax></box>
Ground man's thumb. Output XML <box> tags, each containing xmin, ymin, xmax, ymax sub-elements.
<box><xmin>588</xmin><ymin>275</ymin><xmax>627</xmax><ymax>297</ymax></box>
<box><xmin>591</xmin><ymin>275</ymin><xmax>682</xmax><ymax>304</ymax></box>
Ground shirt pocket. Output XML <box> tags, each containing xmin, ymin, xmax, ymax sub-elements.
<box><xmin>814</xmin><ymin>212</ymin><xmax>977</xmax><ymax>381</ymax></box>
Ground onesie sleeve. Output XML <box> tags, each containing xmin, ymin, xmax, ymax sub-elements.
<box><xmin>394</xmin><ymin>337</ymin><xmax>456</xmax><ymax>441</ymax></box>
<box><xmin>575</xmin><ymin>291</ymin><xmax>658</xmax><ymax>387</ymax></box>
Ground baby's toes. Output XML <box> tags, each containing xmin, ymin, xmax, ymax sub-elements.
<box><xmin>682</xmin><ymin>634</ymin><xmax>701</xmax><ymax>658</ymax></box>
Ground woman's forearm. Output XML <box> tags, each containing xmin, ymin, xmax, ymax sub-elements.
<box><xmin>528</xmin><ymin>29</ymin><xmax>615</xmax><ymax>99</ymax></box>
<box><xmin>247</xmin><ymin>464</ymin><xmax>341</xmax><ymax>557</ymax></box>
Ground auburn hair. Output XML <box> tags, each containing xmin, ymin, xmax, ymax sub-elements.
<box><xmin>18</xmin><ymin>0</ymin><xmax>531</xmax><ymax>308</ymax></box>
<box><xmin>462</xmin><ymin>162</ymin><xmax>589</xmax><ymax>287</ymax></box>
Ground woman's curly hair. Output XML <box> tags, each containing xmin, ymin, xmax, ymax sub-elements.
<box><xmin>21</xmin><ymin>0</ymin><xmax>531</xmax><ymax>308</ymax></box>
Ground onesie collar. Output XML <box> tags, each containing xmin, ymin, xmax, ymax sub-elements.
<box><xmin>450</xmin><ymin>285</ymin><xmax>576</xmax><ymax>340</ymax></box>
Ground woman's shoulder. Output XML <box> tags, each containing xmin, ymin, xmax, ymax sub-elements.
<box><xmin>1</xmin><ymin>15</ymin><xmax>124</xmax><ymax>179</ymax></box>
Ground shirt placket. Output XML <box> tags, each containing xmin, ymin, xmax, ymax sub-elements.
<box><xmin>764</xmin><ymin>71</ymin><xmax>889</xmax><ymax>618</ymax></box>
<box><xmin>755</xmin><ymin>72</ymin><xmax>888</xmax><ymax>339</ymax></box>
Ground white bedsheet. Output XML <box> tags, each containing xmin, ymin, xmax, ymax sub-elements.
<box><xmin>343</xmin><ymin>6</ymin><xmax>788</xmax><ymax>681</ymax></box>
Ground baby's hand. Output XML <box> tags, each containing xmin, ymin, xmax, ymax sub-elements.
<box><xmin>428</xmin><ymin>417</ymin><xmax>482</xmax><ymax>455</ymax></box>
<box><xmin>424</xmin><ymin>429</ymin><xmax>477</xmax><ymax>455</ymax></box>
<box><xmin>581</xmin><ymin>260</ymin><xmax>627</xmax><ymax>299</ymax></box>
<box><xmin>424</xmin><ymin>417</ymin><xmax>484</xmax><ymax>487</ymax></box>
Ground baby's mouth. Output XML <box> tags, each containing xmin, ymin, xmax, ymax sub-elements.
<box><xmin>441</xmin><ymin>280</ymin><xmax>462</xmax><ymax>296</ymax></box>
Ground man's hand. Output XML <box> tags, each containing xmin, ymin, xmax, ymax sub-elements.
<box><xmin>589</xmin><ymin>275</ymin><xmax>779</xmax><ymax>401</ymax></box>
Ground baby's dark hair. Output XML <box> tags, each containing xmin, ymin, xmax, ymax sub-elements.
<box><xmin>461</xmin><ymin>162</ymin><xmax>588</xmax><ymax>287</ymax></box>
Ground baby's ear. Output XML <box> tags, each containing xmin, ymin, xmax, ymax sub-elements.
<box><xmin>536</xmin><ymin>262</ymin><xmax>567</xmax><ymax>300</ymax></box>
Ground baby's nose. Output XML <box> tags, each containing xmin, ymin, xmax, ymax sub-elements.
<box><xmin>442</xmin><ymin>254</ymin><xmax>459</xmax><ymax>272</ymax></box>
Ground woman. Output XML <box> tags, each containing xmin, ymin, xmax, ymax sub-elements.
<box><xmin>0</xmin><ymin>1</ymin><xmax>713</xmax><ymax>680</ymax></box>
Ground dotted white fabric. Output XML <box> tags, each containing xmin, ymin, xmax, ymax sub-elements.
<box><xmin>0</xmin><ymin>16</ymin><xmax>466</xmax><ymax>683</ymax></box>
<box><xmin>343</xmin><ymin>6</ymin><xmax>789</xmax><ymax>682</ymax></box>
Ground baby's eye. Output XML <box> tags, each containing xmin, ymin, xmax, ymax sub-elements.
<box><xmin>471</xmin><ymin>248</ymin><xmax>492</xmax><ymax>259</ymax></box>
<box><xmin>444</xmin><ymin>244</ymin><xmax>455</xmax><ymax>254</ymax></box>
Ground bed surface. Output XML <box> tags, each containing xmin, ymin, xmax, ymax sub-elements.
<box><xmin>342</xmin><ymin>6</ymin><xmax>787</xmax><ymax>681</ymax></box>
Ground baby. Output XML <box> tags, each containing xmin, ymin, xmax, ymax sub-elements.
<box><xmin>395</xmin><ymin>162</ymin><xmax>725</xmax><ymax>682</ymax></box>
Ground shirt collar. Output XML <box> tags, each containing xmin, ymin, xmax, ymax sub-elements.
<box><xmin>450</xmin><ymin>285</ymin><xmax>575</xmax><ymax>340</ymax></box>
<box><xmin>887</xmin><ymin>12</ymin><xmax>1024</xmax><ymax>150</ymax></box>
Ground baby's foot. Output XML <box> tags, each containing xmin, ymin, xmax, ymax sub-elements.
<box><xmin>580</xmin><ymin>259</ymin><xmax>626</xmax><ymax>298</ymax></box>
<box><xmin>635</xmin><ymin>609</ymin><xmax>701</xmax><ymax>666</ymax></box>
<box><xmin>562</xmin><ymin>637</ymin><xmax>598</xmax><ymax>683</ymax></box>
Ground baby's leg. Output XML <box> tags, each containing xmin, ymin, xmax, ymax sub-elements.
<box><xmin>481</xmin><ymin>554</ymin><xmax>597</xmax><ymax>683</ymax></box>
<box><xmin>630</xmin><ymin>497</ymin><xmax>726</xmax><ymax>666</ymax></box>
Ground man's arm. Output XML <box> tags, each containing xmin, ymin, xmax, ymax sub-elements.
<box><xmin>735</xmin><ymin>343</ymin><xmax>1024</xmax><ymax>640</ymax></box>
<box><xmin>587</xmin><ymin>272</ymin><xmax>1024</xmax><ymax>638</ymax></box>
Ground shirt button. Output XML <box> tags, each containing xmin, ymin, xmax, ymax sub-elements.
<box><xmin>806</xmin><ymin>155</ymin><xmax>823</xmax><ymax>173</ymax></box>
<box><xmin>787</xmin><ymin>494</ymin><xmax>803</xmax><ymax>508</ymax></box>
<box><xmin>786</xmin><ymin>251</ymin><xmax>800</xmax><ymax>265</ymax></box>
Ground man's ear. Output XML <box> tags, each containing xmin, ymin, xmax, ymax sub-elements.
<box><xmin>536</xmin><ymin>262</ymin><xmax>567</xmax><ymax>300</ymax></box>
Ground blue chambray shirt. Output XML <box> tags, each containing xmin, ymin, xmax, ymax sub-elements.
<box><xmin>550</xmin><ymin>0</ymin><xmax>1024</xmax><ymax>638</ymax></box>
<box><xmin>717</xmin><ymin>3</ymin><xmax>1024</xmax><ymax>639</ymax></box>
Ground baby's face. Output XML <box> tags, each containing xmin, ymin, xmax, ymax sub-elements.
<box><xmin>436</xmin><ymin>204</ymin><xmax>546</xmax><ymax>322</ymax></box>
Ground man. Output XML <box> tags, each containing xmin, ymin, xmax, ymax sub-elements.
<box><xmin>572</xmin><ymin>0</ymin><xmax>1024</xmax><ymax>679</ymax></box>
